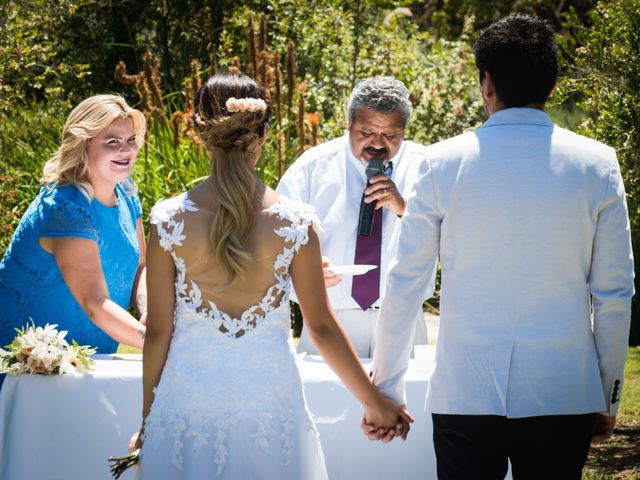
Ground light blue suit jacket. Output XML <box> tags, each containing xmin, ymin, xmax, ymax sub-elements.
<box><xmin>372</xmin><ymin>108</ymin><xmax>634</xmax><ymax>417</ymax></box>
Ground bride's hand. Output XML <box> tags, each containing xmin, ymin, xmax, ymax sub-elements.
<box><xmin>128</xmin><ymin>429</ymin><xmax>143</xmax><ymax>452</ymax></box>
<box><xmin>363</xmin><ymin>396</ymin><xmax>414</xmax><ymax>442</ymax></box>
<box><xmin>361</xmin><ymin>416</ymin><xmax>406</xmax><ymax>443</ymax></box>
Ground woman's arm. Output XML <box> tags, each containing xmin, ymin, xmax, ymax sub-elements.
<box><xmin>130</xmin><ymin>218</ymin><xmax>148</xmax><ymax>323</ymax></box>
<box><xmin>47</xmin><ymin>236</ymin><xmax>145</xmax><ymax>349</ymax></box>
<box><xmin>290</xmin><ymin>226</ymin><xmax>413</xmax><ymax>433</ymax></box>
<box><xmin>141</xmin><ymin>227</ymin><xmax>175</xmax><ymax>423</ymax></box>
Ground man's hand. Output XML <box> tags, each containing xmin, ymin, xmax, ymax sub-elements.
<box><xmin>360</xmin><ymin>401</ymin><xmax>413</xmax><ymax>443</ymax></box>
<box><xmin>365</xmin><ymin>175</ymin><xmax>405</xmax><ymax>216</ymax></box>
<box><xmin>361</xmin><ymin>416</ymin><xmax>410</xmax><ymax>443</ymax></box>
<box><xmin>322</xmin><ymin>256</ymin><xmax>343</xmax><ymax>288</ymax></box>
<box><xmin>592</xmin><ymin>413</ymin><xmax>616</xmax><ymax>444</ymax></box>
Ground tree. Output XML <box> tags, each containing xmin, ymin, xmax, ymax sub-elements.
<box><xmin>559</xmin><ymin>0</ymin><xmax>640</xmax><ymax>344</ymax></box>
<box><xmin>407</xmin><ymin>0</ymin><xmax>596</xmax><ymax>37</ymax></box>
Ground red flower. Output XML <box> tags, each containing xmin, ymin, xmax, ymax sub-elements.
<box><xmin>307</xmin><ymin>112</ymin><xmax>320</xmax><ymax>125</ymax></box>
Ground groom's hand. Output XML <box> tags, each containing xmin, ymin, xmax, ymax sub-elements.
<box><xmin>360</xmin><ymin>403</ymin><xmax>413</xmax><ymax>443</ymax></box>
<box><xmin>360</xmin><ymin>417</ymin><xmax>405</xmax><ymax>443</ymax></box>
<box><xmin>361</xmin><ymin>416</ymin><xmax>393</xmax><ymax>442</ymax></box>
<box><xmin>591</xmin><ymin>413</ymin><xmax>616</xmax><ymax>444</ymax></box>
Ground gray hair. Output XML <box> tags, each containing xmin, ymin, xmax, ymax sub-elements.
<box><xmin>347</xmin><ymin>76</ymin><xmax>412</xmax><ymax>126</ymax></box>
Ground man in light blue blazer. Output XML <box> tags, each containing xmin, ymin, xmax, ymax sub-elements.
<box><xmin>369</xmin><ymin>14</ymin><xmax>634</xmax><ymax>479</ymax></box>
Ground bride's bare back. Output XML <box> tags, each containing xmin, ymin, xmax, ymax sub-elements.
<box><xmin>171</xmin><ymin>185</ymin><xmax>294</xmax><ymax>323</ymax></box>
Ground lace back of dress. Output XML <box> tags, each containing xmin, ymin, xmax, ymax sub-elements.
<box><xmin>150</xmin><ymin>194</ymin><xmax>315</xmax><ymax>338</ymax></box>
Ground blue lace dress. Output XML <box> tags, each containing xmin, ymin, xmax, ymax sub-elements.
<box><xmin>0</xmin><ymin>183</ymin><xmax>142</xmax><ymax>353</ymax></box>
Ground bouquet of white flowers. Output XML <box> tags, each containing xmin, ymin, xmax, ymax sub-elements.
<box><xmin>0</xmin><ymin>323</ymin><xmax>96</xmax><ymax>375</ymax></box>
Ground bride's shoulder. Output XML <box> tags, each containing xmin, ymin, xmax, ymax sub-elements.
<box><xmin>150</xmin><ymin>192</ymin><xmax>198</xmax><ymax>225</ymax></box>
<box><xmin>265</xmin><ymin>196</ymin><xmax>318</xmax><ymax>248</ymax></box>
<box><xmin>265</xmin><ymin>195</ymin><xmax>318</xmax><ymax>228</ymax></box>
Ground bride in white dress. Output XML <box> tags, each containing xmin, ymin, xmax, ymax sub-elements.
<box><xmin>135</xmin><ymin>73</ymin><xmax>411</xmax><ymax>479</ymax></box>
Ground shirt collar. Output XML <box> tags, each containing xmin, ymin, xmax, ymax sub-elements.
<box><xmin>480</xmin><ymin>107</ymin><xmax>554</xmax><ymax>130</ymax></box>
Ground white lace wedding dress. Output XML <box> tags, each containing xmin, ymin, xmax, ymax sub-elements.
<box><xmin>137</xmin><ymin>193</ymin><xmax>328</xmax><ymax>480</ymax></box>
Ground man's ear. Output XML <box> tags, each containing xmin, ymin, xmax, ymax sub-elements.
<box><xmin>480</xmin><ymin>71</ymin><xmax>496</xmax><ymax>101</ymax></box>
<box><xmin>346</xmin><ymin>111</ymin><xmax>355</xmax><ymax>131</ymax></box>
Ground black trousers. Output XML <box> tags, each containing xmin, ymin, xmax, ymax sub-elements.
<box><xmin>432</xmin><ymin>413</ymin><xmax>595</xmax><ymax>480</ymax></box>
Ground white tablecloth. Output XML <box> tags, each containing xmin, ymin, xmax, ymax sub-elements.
<box><xmin>0</xmin><ymin>351</ymin><xmax>437</xmax><ymax>480</ymax></box>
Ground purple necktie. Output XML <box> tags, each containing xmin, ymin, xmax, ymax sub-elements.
<box><xmin>351</xmin><ymin>205</ymin><xmax>382</xmax><ymax>310</ymax></box>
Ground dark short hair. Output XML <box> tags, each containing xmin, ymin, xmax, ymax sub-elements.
<box><xmin>474</xmin><ymin>14</ymin><xmax>558</xmax><ymax>107</ymax></box>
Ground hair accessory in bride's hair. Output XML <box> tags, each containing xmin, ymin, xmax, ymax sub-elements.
<box><xmin>225</xmin><ymin>97</ymin><xmax>267</xmax><ymax>114</ymax></box>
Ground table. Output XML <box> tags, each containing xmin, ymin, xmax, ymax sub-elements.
<box><xmin>0</xmin><ymin>350</ymin><xmax>437</xmax><ymax>480</ymax></box>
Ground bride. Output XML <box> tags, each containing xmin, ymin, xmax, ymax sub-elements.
<box><xmin>136</xmin><ymin>73</ymin><xmax>411</xmax><ymax>479</ymax></box>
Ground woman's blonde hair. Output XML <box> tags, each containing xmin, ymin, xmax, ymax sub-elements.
<box><xmin>193</xmin><ymin>74</ymin><xmax>271</xmax><ymax>289</ymax></box>
<box><xmin>42</xmin><ymin>94</ymin><xmax>146</xmax><ymax>199</ymax></box>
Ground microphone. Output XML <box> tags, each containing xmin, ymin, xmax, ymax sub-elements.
<box><xmin>357</xmin><ymin>156</ymin><xmax>385</xmax><ymax>237</ymax></box>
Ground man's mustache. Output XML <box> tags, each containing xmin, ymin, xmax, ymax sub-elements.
<box><xmin>364</xmin><ymin>146</ymin><xmax>387</xmax><ymax>156</ymax></box>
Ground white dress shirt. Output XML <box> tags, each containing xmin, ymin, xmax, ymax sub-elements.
<box><xmin>372</xmin><ymin>108</ymin><xmax>634</xmax><ymax>417</ymax></box>
<box><xmin>277</xmin><ymin>134</ymin><xmax>434</xmax><ymax>310</ymax></box>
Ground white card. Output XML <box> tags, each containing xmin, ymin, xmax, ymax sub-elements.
<box><xmin>327</xmin><ymin>264</ymin><xmax>377</xmax><ymax>276</ymax></box>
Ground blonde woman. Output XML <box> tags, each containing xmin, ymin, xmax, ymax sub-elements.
<box><xmin>0</xmin><ymin>95</ymin><xmax>147</xmax><ymax>361</ymax></box>
<box><xmin>136</xmin><ymin>73</ymin><xmax>411</xmax><ymax>479</ymax></box>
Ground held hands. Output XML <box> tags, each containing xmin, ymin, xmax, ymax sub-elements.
<box><xmin>365</xmin><ymin>175</ymin><xmax>405</xmax><ymax>217</ymax></box>
<box><xmin>361</xmin><ymin>396</ymin><xmax>414</xmax><ymax>443</ymax></box>
<box><xmin>322</xmin><ymin>256</ymin><xmax>343</xmax><ymax>288</ymax></box>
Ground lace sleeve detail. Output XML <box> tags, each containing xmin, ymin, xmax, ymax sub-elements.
<box><xmin>150</xmin><ymin>194</ymin><xmax>198</xmax><ymax>252</ymax></box>
<box><xmin>269</xmin><ymin>197</ymin><xmax>318</xmax><ymax>252</ymax></box>
<box><xmin>39</xmin><ymin>187</ymin><xmax>99</xmax><ymax>242</ymax></box>
<box><xmin>150</xmin><ymin>194</ymin><xmax>195</xmax><ymax>224</ymax></box>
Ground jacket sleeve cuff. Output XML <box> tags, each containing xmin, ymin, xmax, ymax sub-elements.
<box><xmin>375</xmin><ymin>377</ymin><xmax>407</xmax><ymax>406</ymax></box>
<box><xmin>605</xmin><ymin>377</ymin><xmax>623</xmax><ymax>415</ymax></box>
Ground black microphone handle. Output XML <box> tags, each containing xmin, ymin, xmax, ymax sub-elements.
<box><xmin>358</xmin><ymin>193</ymin><xmax>377</xmax><ymax>236</ymax></box>
<box><xmin>357</xmin><ymin>158</ymin><xmax>385</xmax><ymax>237</ymax></box>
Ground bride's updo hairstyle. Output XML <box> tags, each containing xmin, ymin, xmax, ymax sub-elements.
<box><xmin>193</xmin><ymin>73</ymin><xmax>271</xmax><ymax>288</ymax></box>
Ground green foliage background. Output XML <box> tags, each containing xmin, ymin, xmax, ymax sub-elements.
<box><xmin>0</xmin><ymin>0</ymin><xmax>492</xmax><ymax>222</ymax></box>
<box><xmin>1</xmin><ymin>0</ymin><xmax>639</xmax><ymax>344</ymax></box>
<box><xmin>555</xmin><ymin>0</ymin><xmax>640</xmax><ymax>343</ymax></box>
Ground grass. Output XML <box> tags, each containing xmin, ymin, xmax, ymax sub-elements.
<box><xmin>583</xmin><ymin>346</ymin><xmax>640</xmax><ymax>479</ymax></box>
<box><xmin>117</xmin><ymin>344</ymin><xmax>141</xmax><ymax>354</ymax></box>
<box><xmin>620</xmin><ymin>347</ymin><xmax>640</xmax><ymax>416</ymax></box>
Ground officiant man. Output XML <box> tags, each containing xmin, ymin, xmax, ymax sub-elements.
<box><xmin>370</xmin><ymin>14</ymin><xmax>634</xmax><ymax>479</ymax></box>
<box><xmin>277</xmin><ymin>76</ymin><xmax>433</xmax><ymax>358</ymax></box>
